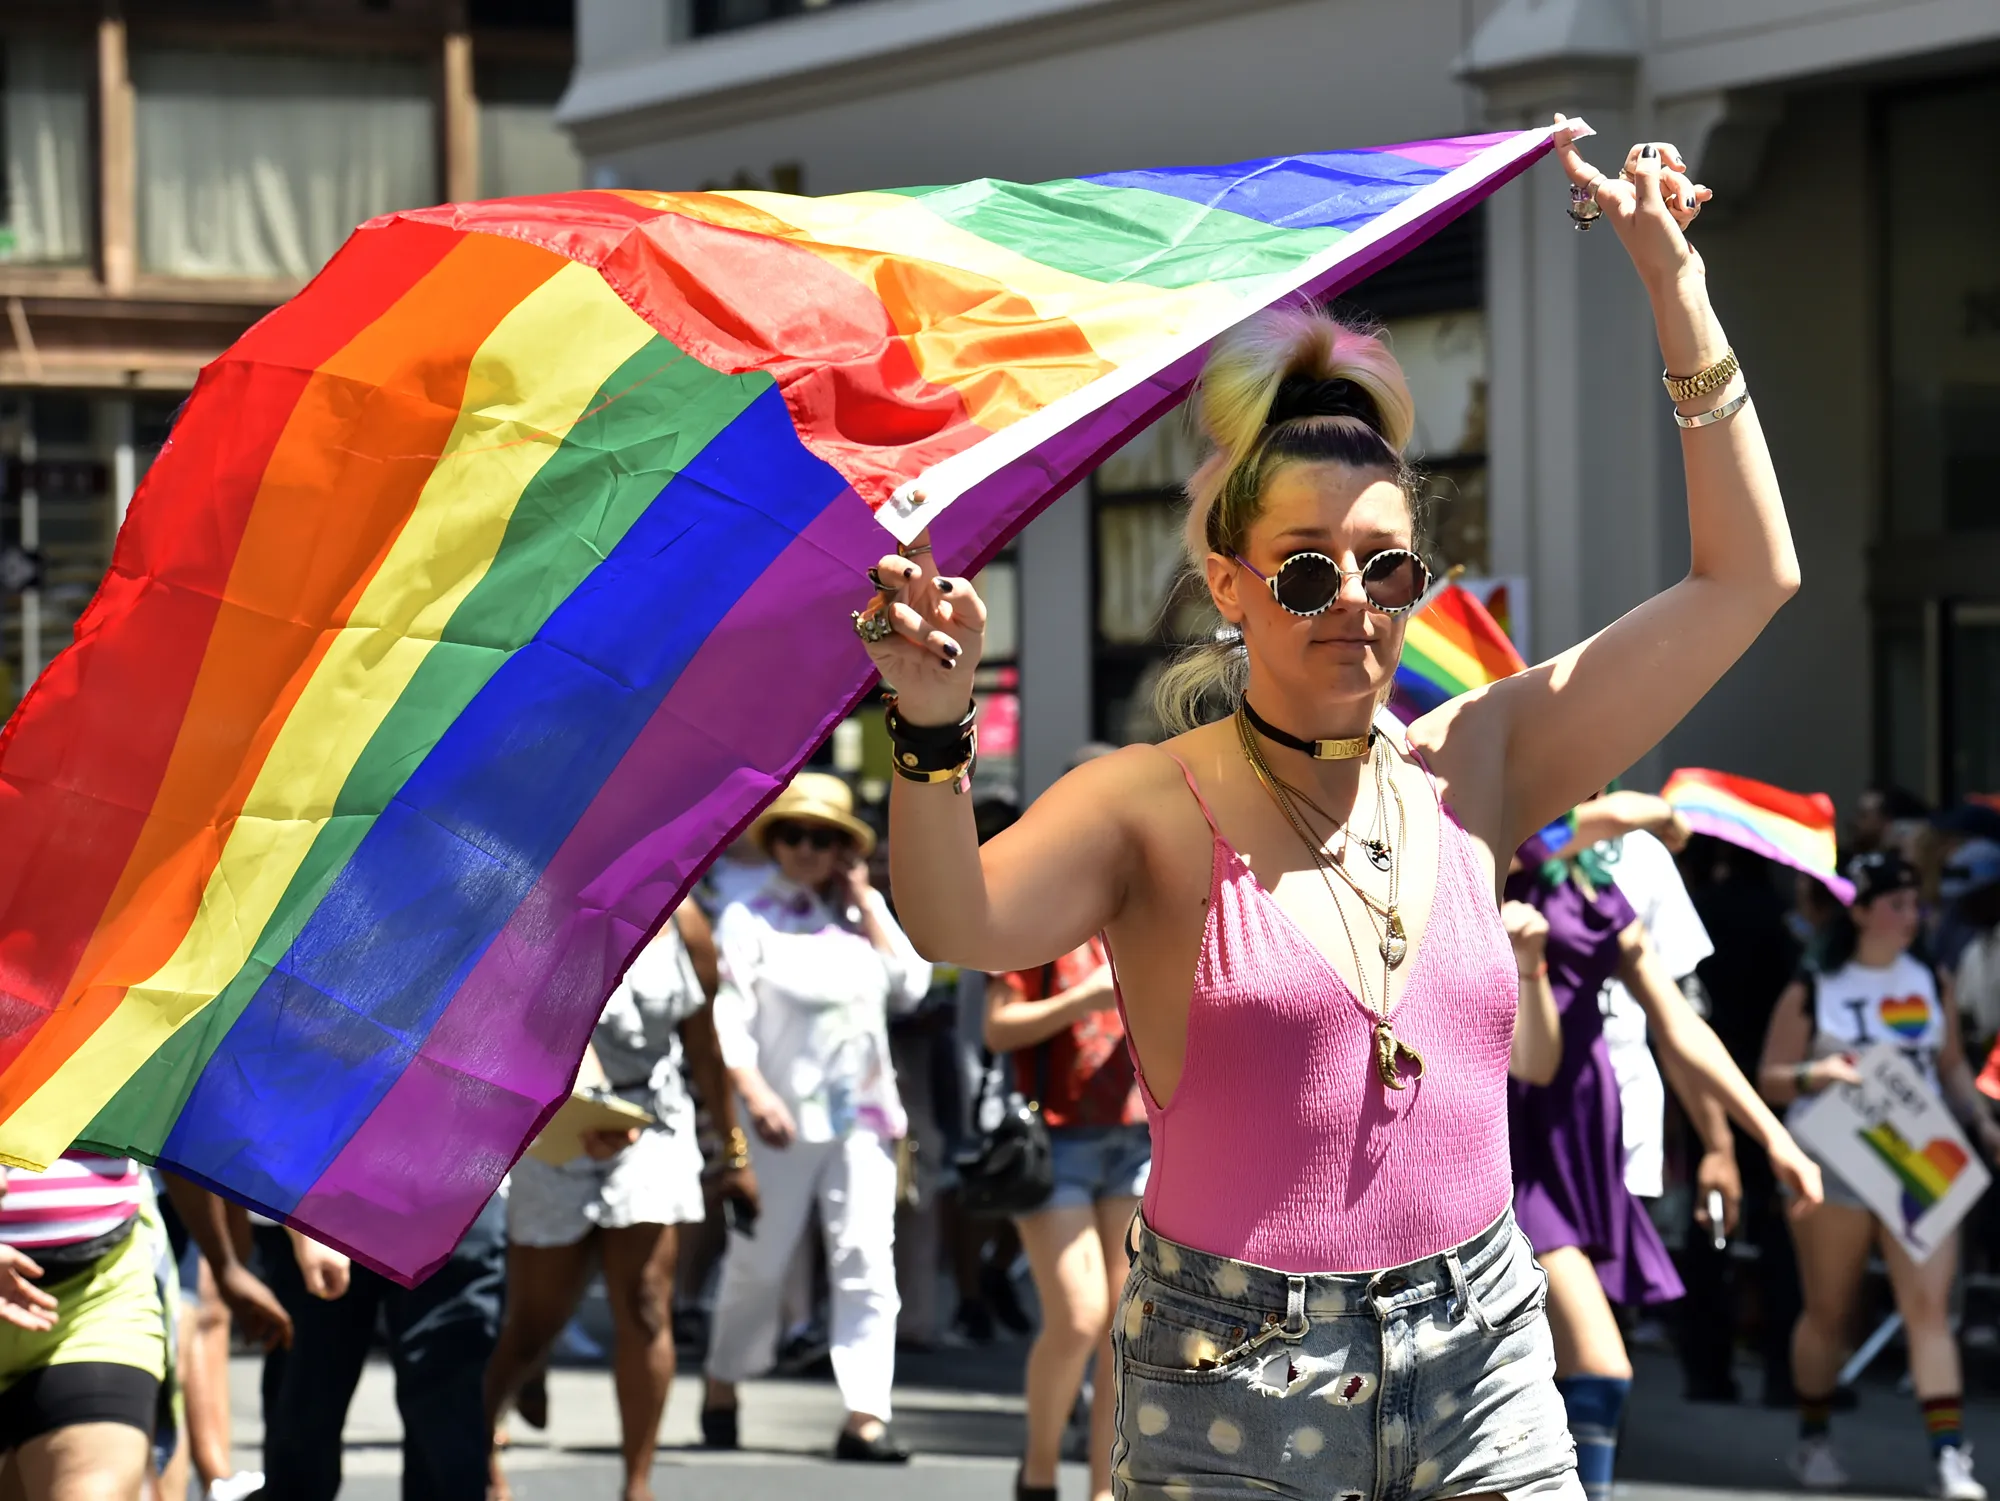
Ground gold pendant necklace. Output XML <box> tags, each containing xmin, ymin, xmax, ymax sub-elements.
<box><xmin>1237</xmin><ymin>709</ymin><xmax>1425</xmax><ymax>1090</ymax></box>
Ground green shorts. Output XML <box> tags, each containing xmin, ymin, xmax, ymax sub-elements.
<box><xmin>0</xmin><ymin>1208</ymin><xmax>169</xmax><ymax>1390</ymax></box>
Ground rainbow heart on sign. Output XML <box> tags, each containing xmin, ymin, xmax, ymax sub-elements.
<box><xmin>1879</xmin><ymin>995</ymin><xmax>1931</xmax><ymax>1039</ymax></box>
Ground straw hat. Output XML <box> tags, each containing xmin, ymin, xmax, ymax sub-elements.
<box><xmin>748</xmin><ymin>772</ymin><xmax>876</xmax><ymax>858</ymax></box>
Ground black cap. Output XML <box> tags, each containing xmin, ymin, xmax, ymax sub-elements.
<box><xmin>1844</xmin><ymin>849</ymin><xmax>1919</xmax><ymax>907</ymax></box>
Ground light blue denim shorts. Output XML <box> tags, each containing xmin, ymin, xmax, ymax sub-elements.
<box><xmin>1044</xmin><ymin>1124</ymin><xmax>1152</xmax><ymax>1211</ymax></box>
<box><xmin>1111</xmin><ymin>1206</ymin><xmax>1581</xmax><ymax>1500</ymax></box>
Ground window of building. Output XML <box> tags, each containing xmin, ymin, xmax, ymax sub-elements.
<box><xmin>478</xmin><ymin>59</ymin><xmax>583</xmax><ymax>199</ymax></box>
<box><xmin>689</xmin><ymin>0</ymin><xmax>877</xmax><ymax>39</ymax></box>
<box><xmin>1876</xmin><ymin>73</ymin><xmax>2000</xmax><ymax>801</ymax></box>
<box><xmin>0</xmin><ymin>38</ymin><xmax>93</xmax><ymax>267</ymax></box>
<box><xmin>1885</xmin><ymin>77</ymin><xmax>2000</xmax><ymax>540</ymax></box>
<box><xmin>2</xmin><ymin>393</ymin><xmax>115</xmax><ymax>717</ymax></box>
<box><xmin>133</xmin><ymin>48</ymin><xmax>436</xmax><ymax>280</ymax></box>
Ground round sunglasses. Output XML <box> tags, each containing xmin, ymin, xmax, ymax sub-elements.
<box><xmin>1232</xmin><ymin>548</ymin><xmax>1431</xmax><ymax>617</ymax></box>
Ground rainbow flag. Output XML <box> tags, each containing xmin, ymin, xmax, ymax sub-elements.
<box><xmin>0</xmin><ymin>126</ymin><xmax>1565</xmax><ymax>1280</ymax></box>
<box><xmin>1860</xmin><ymin>1121</ymin><xmax>1969</xmax><ymax>1227</ymax></box>
<box><xmin>1391</xmin><ymin>581</ymin><xmax>1527</xmax><ymax>721</ymax></box>
<box><xmin>1662</xmin><ymin>767</ymin><xmax>1853</xmax><ymax>903</ymax></box>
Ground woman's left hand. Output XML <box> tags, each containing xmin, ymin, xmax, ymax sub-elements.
<box><xmin>1768</xmin><ymin>1130</ymin><xmax>1826</xmax><ymax>1217</ymax></box>
<box><xmin>1552</xmin><ymin>115</ymin><xmax>1711</xmax><ymax>293</ymax></box>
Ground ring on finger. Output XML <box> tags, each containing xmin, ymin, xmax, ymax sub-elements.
<box><xmin>1567</xmin><ymin>180</ymin><xmax>1603</xmax><ymax>230</ymax></box>
<box><xmin>851</xmin><ymin>607</ymin><xmax>896</xmax><ymax>645</ymax></box>
<box><xmin>866</xmin><ymin>565</ymin><xmax>896</xmax><ymax>592</ymax></box>
<box><xmin>898</xmin><ymin>542</ymin><xmax>933</xmax><ymax>559</ymax></box>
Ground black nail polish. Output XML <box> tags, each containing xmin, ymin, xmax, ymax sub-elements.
<box><xmin>941</xmin><ymin>640</ymin><xmax>961</xmax><ymax>658</ymax></box>
<box><xmin>1640</xmin><ymin>144</ymin><xmax>1658</xmax><ymax>160</ymax></box>
<box><xmin>937</xmin><ymin>579</ymin><xmax>954</xmax><ymax>594</ymax></box>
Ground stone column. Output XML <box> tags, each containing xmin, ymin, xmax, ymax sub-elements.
<box><xmin>1460</xmin><ymin>0</ymin><xmax>1679</xmax><ymax>781</ymax></box>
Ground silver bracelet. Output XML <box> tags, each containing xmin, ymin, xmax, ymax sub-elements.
<box><xmin>1674</xmin><ymin>387</ymin><xmax>1751</xmax><ymax>430</ymax></box>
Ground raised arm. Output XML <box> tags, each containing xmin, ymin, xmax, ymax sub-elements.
<box><xmin>1426</xmin><ymin>121</ymin><xmax>1798</xmax><ymax>845</ymax></box>
<box><xmin>861</xmin><ymin>540</ymin><xmax>1146</xmax><ymax>970</ymax></box>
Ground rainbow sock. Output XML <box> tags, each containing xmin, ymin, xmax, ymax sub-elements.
<box><xmin>1798</xmin><ymin>1391</ymin><xmax>1834</xmax><ymax>1440</ymax></box>
<box><xmin>1923</xmin><ymin>1395</ymin><xmax>1965</xmax><ymax>1456</ymax></box>
<box><xmin>1556</xmin><ymin>1375</ymin><xmax>1630</xmax><ymax>1501</ymax></box>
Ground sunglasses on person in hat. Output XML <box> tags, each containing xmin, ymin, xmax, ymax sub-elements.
<box><xmin>767</xmin><ymin>820</ymin><xmax>851</xmax><ymax>852</ymax></box>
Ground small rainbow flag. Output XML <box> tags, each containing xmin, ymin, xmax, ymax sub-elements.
<box><xmin>1390</xmin><ymin>581</ymin><xmax>1528</xmax><ymax>721</ymax></box>
<box><xmin>0</xmin><ymin>127</ymin><xmax>1564</xmax><ymax>1280</ymax></box>
<box><xmin>1662</xmin><ymin>767</ymin><xmax>1853</xmax><ymax>903</ymax></box>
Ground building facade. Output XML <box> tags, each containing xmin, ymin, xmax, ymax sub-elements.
<box><xmin>0</xmin><ymin>0</ymin><xmax>580</xmax><ymax>715</ymax></box>
<box><xmin>559</xmin><ymin>0</ymin><xmax>2000</xmax><ymax>812</ymax></box>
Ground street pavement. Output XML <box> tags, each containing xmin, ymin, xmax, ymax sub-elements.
<box><xmin>221</xmin><ymin>1333</ymin><xmax>1999</xmax><ymax>1500</ymax></box>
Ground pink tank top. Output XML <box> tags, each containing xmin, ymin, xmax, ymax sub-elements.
<box><xmin>1121</xmin><ymin>752</ymin><xmax>1517</xmax><ymax>1273</ymax></box>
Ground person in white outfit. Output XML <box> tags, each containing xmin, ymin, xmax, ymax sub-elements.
<box><xmin>700</xmin><ymin>773</ymin><xmax>931</xmax><ymax>1462</ymax></box>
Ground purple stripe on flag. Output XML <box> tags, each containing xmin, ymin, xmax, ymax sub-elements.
<box><xmin>1360</xmin><ymin>132</ymin><xmax>1518</xmax><ymax>170</ymax></box>
<box><xmin>288</xmin><ymin>492</ymin><xmax>889</xmax><ymax>1282</ymax></box>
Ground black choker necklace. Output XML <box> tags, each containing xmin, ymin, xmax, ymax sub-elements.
<box><xmin>1241</xmin><ymin>699</ymin><xmax>1375</xmax><ymax>761</ymax></box>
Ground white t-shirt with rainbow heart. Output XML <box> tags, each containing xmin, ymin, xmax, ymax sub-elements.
<box><xmin>1806</xmin><ymin>952</ymin><xmax>1946</xmax><ymax>1096</ymax></box>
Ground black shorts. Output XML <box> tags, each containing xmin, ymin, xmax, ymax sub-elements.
<box><xmin>0</xmin><ymin>1362</ymin><xmax>159</xmax><ymax>1452</ymax></box>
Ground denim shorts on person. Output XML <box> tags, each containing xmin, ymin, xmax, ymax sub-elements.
<box><xmin>1045</xmin><ymin>1124</ymin><xmax>1152</xmax><ymax>1211</ymax></box>
<box><xmin>1111</xmin><ymin>1206</ymin><xmax>1582</xmax><ymax>1501</ymax></box>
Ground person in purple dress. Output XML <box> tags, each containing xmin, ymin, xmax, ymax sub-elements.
<box><xmin>1506</xmin><ymin>839</ymin><xmax>1817</xmax><ymax>1501</ymax></box>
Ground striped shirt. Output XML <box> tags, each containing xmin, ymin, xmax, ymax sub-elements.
<box><xmin>0</xmin><ymin>1153</ymin><xmax>144</xmax><ymax>1250</ymax></box>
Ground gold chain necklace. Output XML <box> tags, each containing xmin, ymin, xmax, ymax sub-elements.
<box><xmin>1236</xmin><ymin>709</ymin><xmax>1424</xmax><ymax>1090</ymax></box>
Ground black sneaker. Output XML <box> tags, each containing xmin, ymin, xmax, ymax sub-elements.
<box><xmin>952</xmin><ymin>1299</ymin><xmax>996</xmax><ymax>1345</ymax></box>
<box><xmin>834</xmin><ymin>1426</ymin><xmax>911</xmax><ymax>1463</ymax></box>
<box><xmin>700</xmin><ymin>1407</ymin><xmax>739</xmax><ymax>1451</ymax></box>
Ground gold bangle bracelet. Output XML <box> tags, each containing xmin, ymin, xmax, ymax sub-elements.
<box><xmin>891</xmin><ymin>760</ymin><xmax>971</xmax><ymax>784</ymax></box>
<box><xmin>1663</xmin><ymin>347</ymin><xmax>1739</xmax><ymax>403</ymax></box>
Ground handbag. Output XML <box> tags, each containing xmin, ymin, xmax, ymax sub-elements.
<box><xmin>954</xmin><ymin>966</ymin><xmax>1057</xmax><ymax>1218</ymax></box>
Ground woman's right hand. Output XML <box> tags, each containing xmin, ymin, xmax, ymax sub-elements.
<box><xmin>1501</xmin><ymin>901</ymin><xmax>1549</xmax><ymax>974</ymax></box>
<box><xmin>0</xmin><ymin>1246</ymin><xmax>55</xmax><ymax>1333</ymax></box>
<box><xmin>739</xmin><ymin>1075</ymin><xmax>797</xmax><ymax>1149</ymax></box>
<box><xmin>861</xmin><ymin>526</ymin><xmax>988</xmax><ymax>725</ymax></box>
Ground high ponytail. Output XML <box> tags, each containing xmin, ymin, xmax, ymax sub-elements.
<box><xmin>1154</xmin><ymin>305</ymin><xmax>1423</xmax><ymax>736</ymax></box>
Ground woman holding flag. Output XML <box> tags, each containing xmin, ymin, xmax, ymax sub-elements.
<box><xmin>857</xmin><ymin>118</ymin><xmax>1808</xmax><ymax>1500</ymax></box>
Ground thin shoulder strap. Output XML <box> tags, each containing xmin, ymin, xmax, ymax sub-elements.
<box><xmin>1158</xmin><ymin>749</ymin><xmax>1221</xmax><ymax>836</ymax></box>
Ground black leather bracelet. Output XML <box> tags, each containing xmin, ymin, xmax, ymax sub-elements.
<box><xmin>892</xmin><ymin>728</ymin><xmax>977</xmax><ymax>775</ymax></box>
<box><xmin>885</xmin><ymin>698</ymin><xmax>976</xmax><ymax>746</ymax></box>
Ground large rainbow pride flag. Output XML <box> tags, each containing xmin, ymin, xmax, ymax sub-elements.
<box><xmin>1663</xmin><ymin>767</ymin><xmax>1853</xmax><ymax>903</ymax></box>
<box><xmin>0</xmin><ymin>126</ymin><xmax>1567</xmax><ymax>1279</ymax></box>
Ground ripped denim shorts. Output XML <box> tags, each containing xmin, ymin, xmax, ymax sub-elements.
<box><xmin>1111</xmin><ymin>1206</ymin><xmax>1580</xmax><ymax>1501</ymax></box>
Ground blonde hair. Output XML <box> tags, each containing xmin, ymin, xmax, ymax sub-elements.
<box><xmin>1154</xmin><ymin>305</ymin><xmax>1422</xmax><ymax>735</ymax></box>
